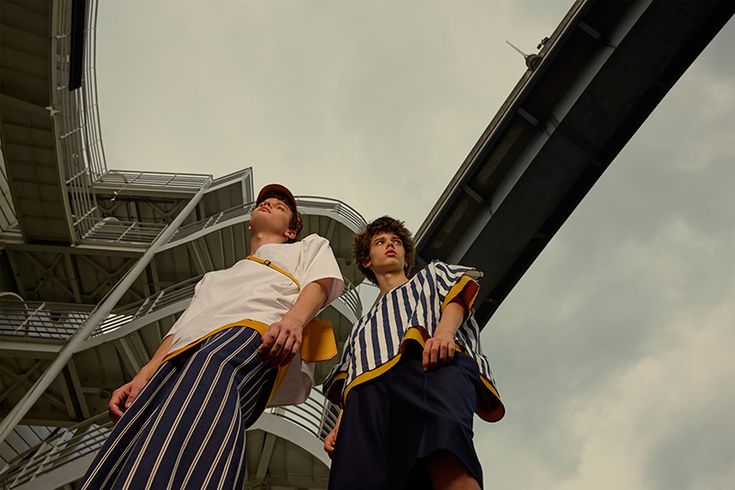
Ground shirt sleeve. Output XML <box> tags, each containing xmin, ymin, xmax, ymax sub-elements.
<box><xmin>163</xmin><ymin>277</ymin><xmax>205</xmax><ymax>338</ymax></box>
<box><xmin>297</xmin><ymin>234</ymin><xmax>345</xmax><ymax>305</ymax></box>
<box><xmin>322</xmin><ymin>341</ymin><xmax>352</xmax><ymax>405</ymax></box>
<box><xmin>431</xmin><ymin>260</ymin><xmax>482</xmax><ymax>314</ymax></box>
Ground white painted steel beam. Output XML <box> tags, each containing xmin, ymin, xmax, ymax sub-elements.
<box><xmin>0</xmin><ymin>179</ymin><xmax>211</xmax><ymax>443</ymax></box>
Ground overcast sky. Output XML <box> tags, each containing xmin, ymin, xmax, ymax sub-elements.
<box><xmin>97</xmin><ymin>2</ymin><xmax>735</xmax><ymax>488</ymax></box>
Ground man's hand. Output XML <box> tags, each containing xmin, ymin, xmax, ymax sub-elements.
<box><xmin>423</xmin><ymin>301</ymin><xmax>465</xmax><ymax>371</ymax></box>
<box><xmin>258</xmin><ymin>316</ymin><xmax>304</xmax><ymax>367</ymax></box>
<box><xmin>422</xmin><ymin>330</ymin><xmax>456</xmax><ymax>371</ymax></box>
<box><xmin>259</xmin><ymin>280</ymin><xmax>329</xmax><ymax>367</ymax></box>
<box><xmin>108</xmin><ymin>375</ymin><xmax>148</xmax><ymax>423</ymax></box>
<box><xmin>324</xmin><ymin>424</ymin><xmax>339</xmax><ymax>457</ymax></box>
<box><xmin>324</xmin><ymin>410</ymin><xmax>342</xmax><ymax>458</ymax></box>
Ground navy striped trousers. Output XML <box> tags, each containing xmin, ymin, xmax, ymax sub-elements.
<box><xmin>79</xmin><ymin>327</ymin><xmax>276</xmax><ymax>489</ymax></box>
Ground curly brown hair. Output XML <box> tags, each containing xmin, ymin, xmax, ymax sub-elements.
<box><xmin>257</xmin><ymin>190</ymin><xmax>303</xmax><ymax>243</ymax></box>
<box><xmin>353</xmin><ymin>216</ymin><xmax>416</xmax><ymax>284</ymax></box>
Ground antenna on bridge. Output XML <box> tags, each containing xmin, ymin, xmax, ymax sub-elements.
<box><xmin>506</xmin><ymin>40</ymin><xmax>543</xmax><ymax>70</ymax></box>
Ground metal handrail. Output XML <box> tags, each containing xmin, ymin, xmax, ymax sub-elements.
<box><xmin>167</xmin><ymin>202</ymin><xmax>255</xmax><ymax>243</ymax></box>
<box><xmin>339</xmin><ymin>277</ymin><xmax>362</xmax><ymax>318</ymax></box>
<box><xmin>168</xmin><ymin>196</ymin><xmax>367</xmax><ymax>245</ymax></box>
<box><xmin>0</xmin><ymin>413</ymin><xmax>111</xmax><ymax>488</ymax></box>
<box><xmin>209</xmin><ymin>168</ymin><xmax>252</xmax><ymax>187</ymax></box>
<box><xmin>50</xmin><ymin>1</ymin><xmax>212</xmax><ymax>245</ymax></box>
<box><xmin>264</xmin><ymin>389</ymin><xmax>340</xmax><ymax>439</ymax></box>
<box><xmin>295</xmin><ymin>196</ymin><xmax>367</xmax><ymax>232</ymax></box>
<box><xmin>0</xmin><ymin>300</ymin><xmax>90</xmax><ymax>340</ymax></box>
<box><xmin>94</xmin><ymin>170</ymin><xmax>213</xmax><ymax>195</ymax></box>
<box><xmin>0</xmin><ymin>390</ymin><xmax>339</xmax><ymax>489</ymax></box>
<box><xmin>81</xmin><ymin>217</ymin><xmax>167</xmax><ymax>244</ymax></box>
<box><xmin>0</xmin><ymin>275</ymin><xmax>360</xmax><ymax>342</ymax></box>
<box><xmin>53</xmin><ymin>0</ymin><xmax>104</xmax><ymax>241</ymax></box>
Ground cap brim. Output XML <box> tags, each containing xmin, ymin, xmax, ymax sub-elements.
<box><xmin>256</xmin><ymin>183</ymin><xmax>297</xmax><ymax>211</ymax></box>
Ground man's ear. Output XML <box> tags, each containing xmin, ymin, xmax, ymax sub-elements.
<box><xmin>362</xmin><ymin>259</ymin><xmax>372</xmax><ymax>270</ymax></box>
<box><xmin>285</xmin><ymin>229</ymin><xmax>297</xmax><ymax>241</ymax></box>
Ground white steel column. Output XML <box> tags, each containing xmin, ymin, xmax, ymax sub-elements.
<box><xmin>0</xmin><ymin>180</ymin><xmax>211</xmax><ymax>443</ymax></box>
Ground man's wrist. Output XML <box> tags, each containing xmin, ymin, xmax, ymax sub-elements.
<box><xmin>434</xmin><ymin>325</ymin><xmax>456</xmax><ymax>340</ymax></box>
<box><xmin>137</xmin><ymin>363</ymin><xmax>157</xmax><ymax>381</ymax></box>
<box><xmin>281</xmin><ymin>312</ymin><xmax>308</xmax><ymax>330</ymax></box>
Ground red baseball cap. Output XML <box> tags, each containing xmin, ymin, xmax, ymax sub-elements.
<box><xmin>256</xmin><ymin>183</ymin><xmax>298</xmax><ymax>212</ymax></box>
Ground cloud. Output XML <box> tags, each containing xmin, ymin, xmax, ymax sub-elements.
<box><xmin>557</xmin><ymin>297</ymin><xmax>735</xmax><ymax>490</ymax></box>
<box><xmin>93</xmin><ymin>2</ymin><xmax>734</xmax><ymax>488</ymax></box>
<box><xmin>477</xmin><ymin>18</ymin><xmax>735</xmax><ymax>488</ymax></box>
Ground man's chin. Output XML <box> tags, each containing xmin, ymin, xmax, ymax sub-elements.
<box><xmin>374</xmin><ymin>262</ymin><xmax>405</xmax><ymax>275</ymax></box>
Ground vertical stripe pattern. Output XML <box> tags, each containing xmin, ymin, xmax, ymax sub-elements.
<box><xmin>79</xmin><ymin>327</ymin><xmax>276</xmax><ymax>490</ymax></box>
<box><xmin>324</xmin><ymin>260</ymin><xmax>500</xmax><ymax>413</ymax></box>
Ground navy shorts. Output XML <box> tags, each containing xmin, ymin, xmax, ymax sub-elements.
<box><xmin>329</xmin><ymin>342</ymin><xmax>483</xmax><ymax>490</ymax></box>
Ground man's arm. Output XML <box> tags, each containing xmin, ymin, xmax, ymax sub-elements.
<box><xmin>108</xmin><ymin>334</ymin><xmax>173</xmax><ymax>422</ymax></box>
<box><xmin>324</xmin><ymin>409</ymin><xmax>343</xmax><ymax>457</ymax></box>
<box><xmin>258</xmin><ymin>278</ymin><xmax>331</xmax><ymax>366</ymax></box>
<box><xmin>423</xmin><ymin>300</ymin><xmax>465</xmax><ymax>371</ymax></box>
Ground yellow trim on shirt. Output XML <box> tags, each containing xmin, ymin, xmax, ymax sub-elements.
<box><xmin>340</xmin><ymin>326</ymin><xmax>459</xmax><ymax>401</ymax></box>
<box><xmin>163</xmin><ymin>317</ymin><xmax>337</xmax><ymax>403</ymax></box>
<box><xmin>441</xmin><ymin>275</ymin><xmax>480</xmax><ymax>314</ymax></box>
<box><xmin>300</xmin><ymin>318</ymin><xmax>338</xmax><ymax>362</ymax></box>
<box><xmin>246</xmin><ymin>255</ymin><xmax>301</xmax><ymax>288</ymax></box>
<box><xmin>477</xmin><ymin>374</ymin><xmax>505</xmax><ymax>422</ymax></box>
<box><xmin>332</xmin><ymin>325</ymin><xmax>505</xmax><ymax>422</ymax></box>
<box><xmin>162</xmin><ymin>319</ymin><xmax>269</xmax><ymax>363</ymax></box>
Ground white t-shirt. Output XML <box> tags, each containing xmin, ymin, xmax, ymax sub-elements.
<box><xmin>165</xmin><ymin>233</ymin><xmax>344</xmax><ymax>404</ymax></box>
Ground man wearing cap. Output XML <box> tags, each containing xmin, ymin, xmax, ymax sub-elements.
<box><xmin>79</xmin><ymin>184</ymin><xmax>344</xmax><ymax>489</ymax></box>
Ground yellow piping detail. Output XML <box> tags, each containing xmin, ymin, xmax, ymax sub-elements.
<box><xmin>161</xmin><ymin>255</ymin><xmax>335</xmax><ymax>406</ymax></box>
<box><xmin>163</xmin><ymin>316</ymin><xmax>336</xmax><ymax>404</ymax></box>
<box><xmin>340</xmin><ymin>327</ymin><xmax>460</xmax><ymax>402</ymax></box>
<box><xmin>162</xmin><ymin>319</ymin><xmax>269</xmax><ymax>363</ymax></box>
<box><xmin>246</xmin><ymin>255</ymin><xmax>301</xmax><ymax>288</ymax></box>
<box><xmin>477</xmin><ymin>375</ymin><xmax>505</xmax><ymax>422</ymax></box>
<box><xmin>338</xmin><ymin>326</ymin><xmax>505</xmax><ymax>422</ymax></box>
<box><xmin>441</xmin><ymin>275</ymin><xmax>480</xmax><ymax>314</ymax></box>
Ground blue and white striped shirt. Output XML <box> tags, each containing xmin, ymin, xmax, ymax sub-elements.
<box><xmin>324</xmin><ymin>260</ymin><xmax>504</xmax><ymax>422</ymax></box>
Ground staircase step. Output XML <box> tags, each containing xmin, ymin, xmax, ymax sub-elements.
<box><xmin>0</xmin><ymin>1</ymin><xmax>50</xmax><ymax>38</ymax></box>
<box><xmin>2</xmin><ymin>122</ymin><xmax>54</xmax><ymax>150</ymax></box>
<box><xmin>0</xmin><ymin>23</ymin><xmax>49</xmax><ymax>59</ymax></box>
<box><xmin>1</xmin><ymin>45</ymin><xmax>48</xmax><ymax>79</ymax></box>
<box><xmin>0</xmin><ymin>67</ymin><xmax>49</xmax><ymax>107</ymax></box>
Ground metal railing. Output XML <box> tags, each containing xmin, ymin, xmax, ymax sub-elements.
<box><xmin>53</xmin><ymin>0</ymin><xmax>105</xmax><ymax>240</ymax></box>
<box><xmin>0</xmin><ymin>298</ymin><xmax>91</xmax><ymax>340</ymax></box>
<box><xmin>93</xmin><ymin>170</ymin><xmax>213</xmax><ymax>198</ymax></box>
<box><xmin>339</xmin><ymin>277</ymin><xmax>362</xmax><ymax>318</ymax></box>
<box><xmin>50</xmin><ymin>1</ymin><xmax>215</xmax><ymax>246</ymax></box>
<box><xmin>88</xmin><ymin>276</ymin><xmax>201</xmax><ymax>339</ymax></box>
<box><xmin>168</xmin><ymin>196</ymin><xmax>367</xmax><ymax>244</ymax></box>
<box><xmin>81</xmin><ymin>217</ymin><xmax>167</xmax><ymax>244</ymax></box>
<box><xmin>80</xmin><ymin>0</ymin><xmax>107</xmax><ymax>181</ymax></box>
<box><xmin>210</xmin><ymin>167</ymin><xmax>252</xmax><ymax>189</ymax></box>
<box><xmin>0</xmin><ymin>275</ymin><xmax>360</xmax><ymax>343</ymax></box>
<box><xmin>296</xmin><ymin>196</ymin><xmax>367</xmax><ymax>232</ymax></box>
<box><xmin>0</xmin><ymin>413</ymin><xmax>111</xmax><ymax>489</ymax></box>
<box><xmin>168</xmin><ymin>202</ymin><xmax>256</xmax><ymax>243</ymax></box>
<box><xmin>265</xmin><ymin>388</ymin><xmax>340</xmax><ymax>440</ymax></box>
<box><xmin>0</xmin><ymin>390</ymin><xmax>339</xmax><ymax>489</ymax></box>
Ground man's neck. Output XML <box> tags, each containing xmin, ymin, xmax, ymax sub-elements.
<box><xmin>376</xmin><ymin>270</ymin><xmax>409</xmax><ymax>296</ymax></box>
<box><xmin>250</xmin><ymin>231</ymin><xmax>287</xmax><ymax>255</ymax></box>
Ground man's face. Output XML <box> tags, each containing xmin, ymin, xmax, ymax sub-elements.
<box><xmin>250</xmin><ymin>197</ymin><xmax>296</xmax><ymax>241</ymax></box>
<box><xmin>364</xmin><ymin>231</ymin><xmax>406</xmax><ymax>276</ymax></box>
